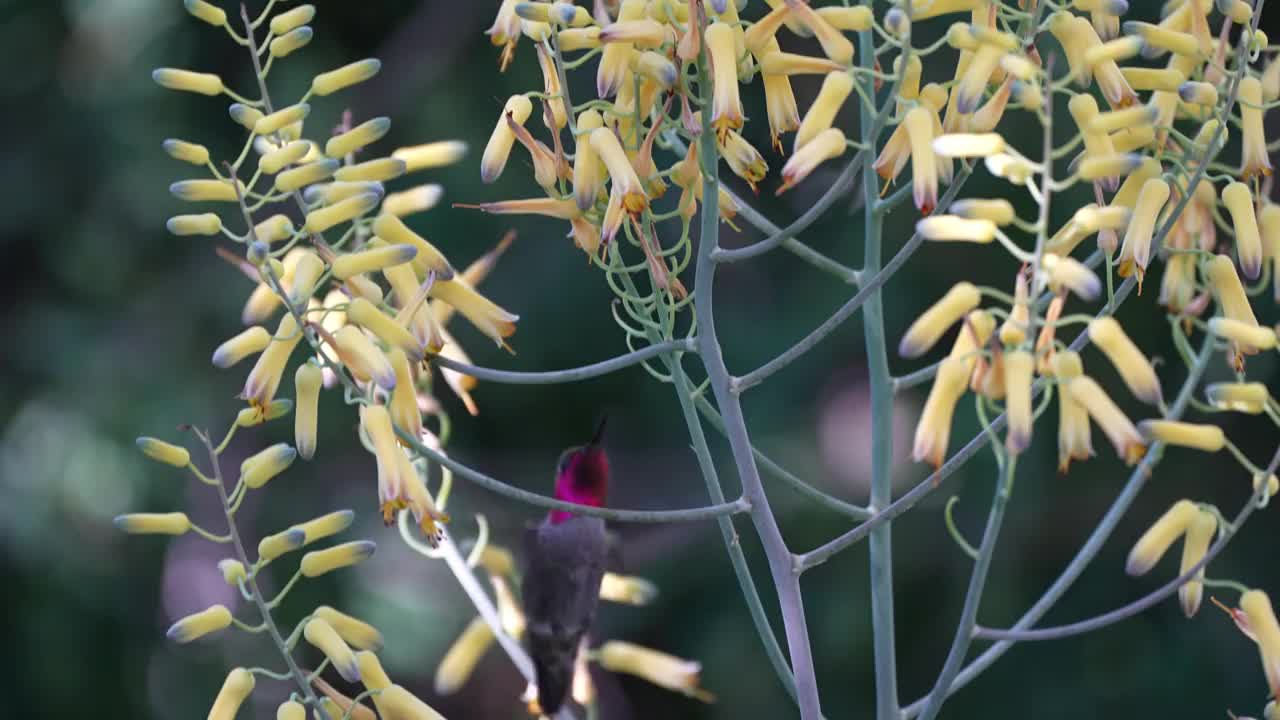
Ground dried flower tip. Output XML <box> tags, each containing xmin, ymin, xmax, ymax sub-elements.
<box><xmin>332</xmin><ymin>245</ymin><xmax>417</xmax><ymax>282</ymax></box>
<box><xmin>314</xmin><ymin>606</ymin><xmax>384</xmax><ymax>652</ymax></box>
<box><xmin>435</xmin><ymin>617</ymin><xmax>495</xmax><ymax>695</ymax></box>
<box><xmin>600</xmin><ymin>573</ymin><xmax>659</xmax><ymax>604</ymax></box>
<box><xmin>300</xmin><ymin>540</ymin><xmax>376</xmax><ymax>578</ymax></box>
<box><xmin>243</xmin><ymin>313</ymin><xmax>304</xmax><ymax>407</ymax></box>
<box><xmin>382</xmin><ymin>184</ymin><xmax>443</xmax><ymax>217</ymax></box>
<box><xmin>917</xmin><ymin>216</ymin><xmax>997</xmax><ymax>243</ymax></box>
<box><xmin>481</xmin><ymin>95</ymin><xmax>533</xmax><ymax>183</ymax></box>
<box><xmin>331</xmin><ymin>325</ymin><xmax>397</xmax><ymax>389</ymax></box>
<box><xmin>1138</xmin><ymin>420</ymin><xmax>1226</xmax><ymax>452</ymax></box>
<box><xmin>235</xmin><ymin>398</ymin><xmax>292</xmax><ymax>427</ymax></box>
<box><xmin>778</xmin><ymin>128</ymin><xmax>846</xmax><ymax>193</ymax></box>
<box><xmin>598</xmin><ymin>641</ymin><xmax>715</xmax><ymax>702</ymax></box>
<box><xmin>166</xmin><ymin>604</ymin><xmax>233</xmax><ymax>643</ymax></box>
<box><xmin>208</xmin><ymin>668</ymin><xmax>254</xmax><ymax>720</ymax></box>
<box><xmin>114</xmin><ymin>512</ymin><xmax>190</xmax><ymax>535</ymax></box>
<box><xmin>305</xmin><ymin>191</ymin><xmax>379</xmax><ymax>233</ymax></box>
<box><xmin>1078</xmin><ymin>153</ymin><xmax>1143</xmax><ymax>181</ymax></box>
<box><xmin>135</xmin><ymin>437</ymin><xmax>190</xmax><ymax>467</ymax></box>
<box><xmin>1065</xmin><ymin>375</ymin><xmax>1146</xmax><ymax>464</ymax></box>
<box><xmin>1241</xmin><ymin>590</ymin><xmax>1280</xmax><ymax>696</ymax></box>
<box><xmin>1206</xmin><ymin>254</ymin><xmax>1260</xmax><ymax>330</ymax></box>
<box><xmin>1042</xmin><ymin>254</ymin><xmax>1101</xmax><ymax>301</ymax></box>
<box><xmin>1205</xmin><ymin>382</ymin><xmax>1270</xmax><ymax>414</ymax></box>
<box><xmin>372</xmin><ymin>213</ymin><xmax>455</xmax><ymax>279</ymax></box>
<box><xmin>379</xmin><ymin>686</ymin><xmax>446</xmax><ymax>720</ymax></box>
<box><xmin>162</xmin><ymin>138</ymin><xmax>210</xmax><ymax>166</ymax></box>
<box><xmin>1209</xmin><ymin>318</ymin><xmax>1278</xmax><ymax>352</ymax></box>
<box><xmin>304</xmin><ymin>618</ymin><xmax>361</xmax><ymax>682</ymax></box>
<box><xmin>270</xmin><ymin>4</ymin><xmax>315</xmax><ymax>34</ymax></box>
<box><xmin>311</xmin><ymin>58</ymin><xmax>381</xmax><ymax>96</ymax></box>
<box><xmin>900</xmin><ymin>282</ymin><xmax>982</xmax><ymax>358</ymax></box>
<box><xmin>239</xmin><ymin>443</ymin><xmax>297</xmax><ymax>489</ymax></box>
<box><xmin>275</xmin><ymin>158</ymin><xmax>340</xmax><ymax>192</ymax></box>
<box><xmin>1126</xmin><ymin>499</ymin><xmax>1198</xmax><ymax>576</ymax></box>
<box><xmin>1087</xmin><ymin>317</ymin><xmax>1162</xmax><ymax>405</ymax></box>
<box><xmin>153</xmin><ymin>68</ymin><xmax>223</xmax><ymax>96</ymax></box>
<box><xmin>170</xmin><ymin>178</ymin><xmax>243</xmax><ymax>203</ymax></box>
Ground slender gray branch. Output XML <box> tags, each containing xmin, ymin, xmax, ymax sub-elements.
<box><xmin>432</xmin><ymin>339</ymin><xmax>695</xmax><ymax>384</ymax></box>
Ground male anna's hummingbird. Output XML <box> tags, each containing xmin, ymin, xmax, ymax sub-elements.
<box><xmin>521</xmin><ymin>421</ymin><xmax>611</xmax><ymax>715</ymax></box>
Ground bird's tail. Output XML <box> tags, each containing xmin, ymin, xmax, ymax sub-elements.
<box><xmin>528</xmin><ymin>629</ymin><xmax>580</xmax><ymax>715</ymax></box>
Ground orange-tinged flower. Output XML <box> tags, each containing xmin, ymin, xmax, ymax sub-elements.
<box><xmin>1064</xmin><ymin>375</ymin><xmax>1146</xmax><ymax>465</ymax></box>
<box><xmin>1239</xmin><ymin>76</ymin><xmax>1272</xmax><ymax>180</ymax></box>
<box><xmin>904</xmin><ymin>106</ymin><xmax>938</xmax><ymax>214</ymax></box>
<box><xmin>778</xmin><ymin>128</ymin><xmax>845</xmax><ymax>193</ymax></box>
<box><xmin>706</xmin><ymin>23</ymin><xmax>743</xmax><ymax>142</ymax></box>
<box><xmin>1239</xmin><ymin>590</ymin><xmax>1280</xmax><ymax>696</ymax></box>
<box><xmin>243</xmin><ymin>313</ymin><xmax>304</xmax><ymax>408</ymax></box>
<box><xmin>795</xmin><ymin>71</ymin><xmax>853</xmax><ymax>153</ymax></box>
<box><xmin>718</xmin><ymin>130</ymin><xmax>768</xmax><ymax>191</ymax></box>
<box><xmin>1114</xmin><ymin>177</ymin><xmax>1169</xmax><ymax>283</ymax></box>
<box><xmin>429</xmin><ymin>279</ymin><xmax>519</xmax><ymax>350</ymax></box>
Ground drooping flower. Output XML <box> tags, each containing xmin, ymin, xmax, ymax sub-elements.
<box><xmin>1064</xmin><ymin>374</ymin><xmax>1146</xmax><ymax>465</ymax></box>
<box><xmin>1126</xmin><ymin>499</ymin><xmax>1197</xmax><ymax>576</ymax></box>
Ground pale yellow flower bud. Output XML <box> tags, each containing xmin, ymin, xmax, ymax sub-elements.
<box><xmin>218</xmin><ymin>559</ymin><xmax>246</xmax><ymax>586</ymax></box>
<box><xmin>153</xmin><ymin>68</ymin><xmax>223</xmax><ymax>96</ymax></box>
<box><xmin>1206</xmin><ymin>382</ymin><xmax>1270</xmax><ymax>414</ymax></box>
<box><xmin>390</xmin><ymin>140</ymin><xmax>467</xmax><ymax>174</ymax></box>
<box><xmin>908</xmin><ymin>0</ymin><xmax>984</xmax><ymax>20</ymax></box>
<box><xmin>435</xmin><ymin>617</ymin><xmax>495</xmax><ymax>695</ymax></box>
<box><xmin>313</xmin><ymin>606</ymin><xmax>383</xmax><ymax>652</ymax></box>
<box><xmin>1004</xmin><ymin>350</ymin><xmax>1035</xmax><ymax>454</ymax></box>
<box><xmin>983</xmin><ymin>152</ymin><xmax>1035</xmax><ymax>183</ymax></box>
<box><xmin>255</xmin><ymin>104</ymin><xmax>309</xmax><ymax>136</ymax></box>
<box><xmin>293</xmin><ymin>510</ymin><xmax>355</xmax><ymax>546</ymax></box>
<box><xmin>1120</xmin><ymin>67</ymin><xmax>1186</xmax><ymax>92</ymax></box>
<box><xmin>184</xmin><ymin>0</ymin><xmax>226</xmax><ymax>25</ymax></box>
<box><xmin>950</xmin><ymin>199</ymin><xmax>1014</xmax><ymax>226</ymax></box>
<box><xmin>304</xmin><ymin>618</ymin><xmax>361</xmax><ymax>682</ymax></box>
<box><xmin>1078</xmin><ymin>153</ymin><xmax>1143</xmax><ymax>181</ymax></box>
<box><xmin>600</xmin><ymin>573</ymin><xmax>659</xmax><ymax>605</ymax></box>
<box><xmin>598</xmin><ymin>641</ymin><xmax>715</xmax><ymax>702</ymax></box>
<box><xmin>558</xmin><ymin>26</ymin><xmax>600</xmax><ymax>51</ymax></box>
<box><xmin>388</xmin><ymin>348</ymin><xmax>423</xmax><ymax>441</ymax></box>
<box><xmin>334</xmin><ymin>157</ymin><xmax>406</xmax><ymax>184</ymax></box>
<box><xmin>115</xmin><ymin>512</ymin><xmax>191</xmax><ymax>535</ymax></box>
<box><xmin>481</xmin><ymin>95</ymin><xmax>533</xmax><ymax>183</ymax></box>
<box><xmin>269</xmin><ymin>26</ymin><xmax>312</xmax><ymax>58</ymax></box>
<box><xmin>167</xmin><ymin>604</ymin><xmax>232</xmax><ymax>643</ymax></box>
<box><xmin>382</xmin><ymin>184</ymin><xmax>443</xmax><ymax>218</ymax></box>
<box><xmin>170</xmin><ymin>178</ymin><xmax>243</xmax><ymax>203</ymax></box>
<box><xmin>311</xmin><ymin>59</ymin><xmax>381</xmax><ymax>97</ymax></box>
<box><xmin>429</xmin><ymin>279</ymin><xmax>519</xmax><ymax>349</ymax></box>
<box><xmin>305</xmin><ymin>191</ymin><xmax>379</xmax><ymax>234</ymax></box>
<box><xmin>903</xmin><ymin>107</ymin><xmax>938</xmax><ymax>214</ymax></box>
<box><xmin>1065</xmin><ymin>375</ymin><xmax>1146</xmax><ymax>464</ymax></box>
<box><xmin>162</xmin><ymin>138</ymin><xmax>210</xmax><ymax>166</ymax></box>
<box><xmin>259</xmin><ymin>141</ymin><xmax>309</xmax><ymax>175</ymax></box>
<box><xmin>276</xmin><ymin>700</ymin><xmax>305</xmax><ymax>720</ymax></box>
<box><xmin>932</xmin><ymin>133</ymin><xmax>1005</xmax><ymax>158</ymax></box>
<box><xmin>784</xmin><ymin>0</ymin><xmax>852</xmax><ymax>65</ymax></box>
<box><xmin>1240</xmin><ymin>77</ymin><xmax>1273</xmax><ymax>180</ymax></box>
<box><xmin>331</xmin><ymin>325</ymin><xmax>397</xmax><ymax>389</ymax></box>
<box><xmin>291</xmin><ymin>363</ymin><xmax>322</xmax><ymax>460</ymax></box>
<box><xmin>323</xmin><ymin>118</ymin><xmax>390</xmax><ymax>159</ymax></box>
<box><xmin>1042</xmin><ymin>254</ymin><xmax>1101</xmax><ymax>301</ymax></box>
<box><xmin>243</xmin><ymin>313</ymin><xmax>303</xmax><ymax>407</ymax></box>
<box><xmin>1138</xmin><ymin>420</ymin><xmax>1225</xmax><ymax>452</ymax></box>
<box><xmin>332</xmin><ymin>245</ymin><xmax>416</xmax><ymax>282</ymax></box>
<box><xmin>999</xmin><ymin>274</ymin><xmax>1030</xmax><ymax>346</ymax></box>
<box><xmin>598</xmin><ymin>19</ymin><xmax>666</xmax><ymax>47</ymax></box>
<box><xmin>1241</xmin><ymin>590</ymin><xmax>1280</xmax><ymax>696</ymax></box>
<box><xmin>276</xmin><ymin>158</ymin><xmax>340</xmax><ymax>192</ymax></box>
<box><xmin>1223</xmin><ymin>182</ymin><xmax>1264</xmax><ymax>280</ymax></box>
<box><xmin>900</xmin><ymin>282</ymin><xmax>982</xmax><ymax>358</ymax></box>
<box><xmin>778</xmin><ymin>128</ymin><xmax>845</xmax><ymax>193</ymax></box>
<box><xmin>271</xmin><ymin>5</ymin><xmax>315</xmax><ymax>34</ymax></box>
<box><xmin>917</xmin><ymin>216</ymin><xmax>996</xmax><ymax>243</ymax></box>
<box><xmin>913</xmin><ymin>356</ymin><xmax>972</xmax><ymax>467</ymax></box>
<box><xmin>1116</xmin><ymin>178</ymin><xmax>1170</xmax><ymax>279</ymax></box>
<box><xmin>1178</xmin><ymin>509</ymin><xmax>1217</xmax><ymax>617</ymax></box>
<box><xmin>794</xmin><ymin>72</ymin><xmax>853</xmax><ymax>152</ymax></box>
<box><xmin>1206</xmin><ymin>254</ymin><xmax>1260</xmax><ymax>331</ymax></box>
<box><xmin>1210</xmin><ymin>317</ymin><xmax>1278</xmax><ymax>352</ymax></box>
<box><xmin>136</xmin><ymin>437</ymin><xmax>191</xmax><ymax>467</ymax></box>
<box><xmin>1088</xmin><ymin>317</ymin><xmax>1162</xmax><ymax>405</ymax></box>
<box><xmin>287</xmin><ymin>250</ymin><xmax>324</xmax><ymax>308</ymax></box>
<box><xmin>378</xmin><ymin>686</ymin><xmax>447</xmax><ymax>720</ymax></box>
<box><xmin>346</xmin><ymin>297</ymin><xmax>422</xmax><ymax>361</ymax></box>
<box><xmin>240</xmin><ymin>443</ymin><xmax>296</xmax><ymax>489</ymax></box>
<box><xmin>1053</xmin><ymin>351</ymin><xmax>1094</xmax><ymax>471</ymax></box>
<box><xmin>1255</xmin><ymin>473</ymin><xmax>1280</xmax><ymax>498</ymax></box>
<box><xmin>300</xmin><ymin>540</ymin><xmax>376</xmax><ymax>578</ymax></box>
<box><xmin>229</xmin><ymin>103</ymin><xmax>264</xmax><ymax>130</ymax></box>
<box><xmin>1126</xmin><ymin>499</ymin><xmax>1197</xmax><ymax>576</ymax></box>
<box><xmin>814</xmin><ymin>5</ymin><xmax>872</xmax><ymax>31</ymax></box>
<box><xmin>208</xmin><ymin>668</ymin><xmax>254</xmax><ymax>720</ymax></box>
<box><xmin>372</xmin><ymin>214</ymin><xmax>456</xmax><ymax>280</ymax></box>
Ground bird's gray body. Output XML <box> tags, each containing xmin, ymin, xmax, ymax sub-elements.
<box><xmin>521</xmin><ymin>515</ymin><xmax>609</xmax><ymax>715</ymax></box>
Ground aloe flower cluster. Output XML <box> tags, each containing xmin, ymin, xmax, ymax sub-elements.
<box><xmin>117</xmin><ymin>0</ymin><xmax>1280</xmax><ymax>716</ymax></box>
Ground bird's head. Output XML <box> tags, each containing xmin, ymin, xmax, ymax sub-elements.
<box><xmin>549</xmin><ymin>418</ymin><xmax>610</xmax><ymax>524</ymax></box>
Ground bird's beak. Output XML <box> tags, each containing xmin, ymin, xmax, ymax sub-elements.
<box><xmin>589</xmin><ymin>415</ymin><xmax>608</xmax><ymax>447</ymax></box>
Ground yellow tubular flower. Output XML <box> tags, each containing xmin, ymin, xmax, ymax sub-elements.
<box><xmin>334</xmin><ymin>157</ymin><xmax>406</xmax><ymax>184</ymax></box>
<box><xmin>899</xmin><ymin>282</ymin><xmax>982</xmax><ymax>358</ymax></box>
<box><xmin>778</xmin><ymin>128</ymin><xmax>846</xmax><ymax>193</ymax></box>
<box><xmin>163</xmin><ymin>138</ymin><xmax>210</xmax><ymax>166</ymax></box>
<box><xmin>313</xmin><ymin>606</ymin><xmax>383</xmax><ymax>652</ymax></box>
<box><xmin>330</xmin><ymin>325</ymin><xmax>396</xmax><ymax>389</ymax></box>
<box><xmin>932</xmin><ymin>133</ymin><xmax>1005</xmax><ymax>158</ymax></box>
<box><xmin>276</xmin><ymin>158</ymin><xmax>339</xmax><ymax>192</ymax></box>
<box><xmin>379</xmin><ymin>686</ymin><xmax>447</xmax><ymax>720</ymax></box>
<box><xmin>1209</xmin><ymin>317</ymin><xmax>1278</xmax><ymax>352</ymax></box>
<box><xmin>260</xmin><ymin>141</ymin><xmax>310</xmax><ymax>175</ymax></box>
<box><xmin>1088</xmin><ymin>105</ymin><xmax>1156</xmax><ymax>135</ymax></box>
<box><xmin>304</xmin><ymin>191</ymin><xmax>379</xmax><ymax>234</ymax></box>
<box><xmin>370</xmin><ymin>216</ymin><xmax>453</xmax><ymax>281</ymax></box>
<box><xmin>917</xmin><ymin>216</ymin><xmax>996</xmax><ymax>243</ymax></box>
<box><xmin>325</xmin><ymin>117</ymin><xmax>391</xmax><ymax>159</ymax></box>
<box><xmin>1206</xmin><ymin>254</ymin><xmax>1260</xmax><ymax>330</ymax></box>
<box><xmin>1240</xmin><ymin>77</ymin><xmax>1273</xmax><ymax>180</ymax></box>
<box><xmin>951</xmin><ymin>199</ymin><xmax>1014</xmax><ymax>226</ymax></box>
<box><xmin>1065</xmin><ymin>375</ymin><xmax>1146</xmax><ymax>464</ymax></box>
<box><xmin>254</xmin><ymin>103</ymin><xmax>309</xmax><ymax>136</ymax></box>
<box><xmin>480</xmin><ymin>95</ymin><xmax>533</xmax><ymax>184</ymax></box>
<box><xmin>294</xmin><ymin>362</ymin><xmax>322</xmax><ymax>460</ymax></box>
<box><xmin>1116</xmin><ymin>178</ymin><xmax>1170</xmax><ymax>281</ymax></box>
<box><xmin>388</xmin><ymin>348</ymin><xmax>423</xmax><ymax>441</ymax></box>
<box><xmin>1222</xmin><ymin>182</ymin><xmax>1263</xmax><ymax>279</ymax></box>
<box><xmin>240</xmin><ymin>443</ymin><xmax>296</xmax><ymax>489</ymax></box>
<box><xmin>1042</xmin><ymin>254</ymin><xmax>1101</xmax><ymax>301</ymax></box>
<box><xmin>759</xmin><ymin>51</ymin><xmax>844</xmax><ymax>76</ymax></box>
<box><xmin>218</xmin><ymin>559</ymin><xmax>246</xmax><ymax>586</ymax></box>
<box><xmin>1082</xmin><ymin>36</ymin><xmax>1143</xmax><ymax>66</ymax></box>
<box><xmin>300</xmin><ymin>540</ymin><xmax>376</xmax><ymax>578</ymax></box>
<box><xmin>435</xmin><ymin>618</ymin><xmax>495</xmax><ymax>695</ymax></box>
<box><xmin>347</xmin><ymin>297</ymin><xmax>422</xmax><ymax>361</ymax></box>
<box><xmin>1072</xmin><ymin>17</ymin><xmax>1136</xmax><ymax>108</ymax></box>
<box><xmin>234</xmin><ymin>399</ymin><xmax>291</xmax><ymax>427</ymax></box>
<box><xmin>706</xmin><ymin>23</ymin><xmax>743</xmax><ymax>141</ymax></box>
<box><xmin>258</xmin><ymin>526</ymin><xmax>305</xmax><ymax>563</ymax></box>
<box><xmin>1052</xmin><ymin>351</ymin><xmax>1094</xmax><ymax>472</ymax></box>
<box><xmin>287</xmin><ymin>251</ymin><xmax>324</xmax><ymax>310</ymax></box>
<box><xmin>207</xmin><ymin>669</ymin><xmax>254</xmax><ymax>720</ymax></box>
<box><xmin>598</xmin><ymin>20</ymin><xmax>666</xmax><ymax>48</ymax></box>
<box><xmin>276</xmin><ymin>700</ymin><xmax>305</xmax><ymax>720</ymax></box>
<box><xmin>1123</xmin><ymin>21</ymin><xmax>1199</xmax><ymax>56</ymax></box>
<box><xmin>170</xmin><ymin>178</ymin><xmax>244</xmax><ymax>203</ymax></box>
<box><xmin>815</xmin><ymin>5</ymin><xmax>872</xmax><ymax>30</ymax></box>
<box><xmin>1126</xmin><ymin>499</ymin><xmax>1197</xmax><ymax>575</ymax></box>
<box><xmin>912</xmin><ymin>356</ymin><xmax>972</xmax><ymax>467</ymax></box>
<box><xmin>153</xmin><ymin>68</ymin><xmax>224</xmax><ymax>96</ymax></box>
<box><xmin>429</xmin><ymin>279</ymin><xmax>518</xmax><ymax>349</ymax></box>
<box><xmin>589</xmin><ymin>127</ymin><xmax>648</xmax><ymax>214</ymax></box>
<box><xmin>292</xmin><ymin>510</ymin><xmax>355</xmax><ymax>547</ymax></box>
<box><xmin>242</xmin><ymin>313</ymin><xmax>303</xmax><ymax>408</ymax></box>
<box><xmin>784</xmin><ymin>0</ymin><xmax>853</xmax><ymax>65</ymax></box>
<box><xmin>1241</xmin><ymin>590</ymin><xmax>1280</xmax><ymax>696</ymax></box>
<box><xmin>332</xmin><ymin>245</ymin><xmax>417</xmax><ymax>281</ymax></box>
<box><xmin>597</xmin><ymin>641</ymin><xmax>716</xmax><ymax>702</ymax></box>
<box><xmin>596</xmin><ymin>0</ymin><xmax>644</xmax><ymax>96</ymax></box>
<box><xmin>794</xmin><ymin>71</ymin><xmax>853</xmax><ymax>153</ymax></box>
<box><xmin>533</xmin><ymin>44</ymin><xmax>567</xmax><ymax>130</ymax></box>
<box><xmin>269</xmin><ymin>26</ymin><xmax>312</xmax><ymax>58</ymax></box>
<box><xmin>388</xmin><ymin>142</ymin><xmax>466</xmax><ymax>175</ymax></box>
<box><xmin>271</xmin><ymin>5</ymin><xmax>315</xmax><ymax>34</ymax></box>
<box><xmin>382</xmin><ymin>184</ymin><xmax>443</xmax><ymax>218</ymax></box>
<box><xmin>167</xmin><ymin>213</ymin><xmax>223</xmax><ymax>236</ymax></box>
<box><xmin>166</xmin><ymin>604</ymin><xmax>233</xmax><ymax>643</ymax></box>
<box><xmin>949</xmin><ymin>309</ymin><xmax>995</xmax><ymax>368</ymax></box>
<box><xmin>902</xmin><ymin>107</ymin><xmax>938</xmax><ymax>214</ymax></box>
<box><xmin>1137</xmin><ymin>420</ymin><xmax>1225</xmax><ymax>452</ymax></box>
<box><xmin>1120</xmin><ymin>67</ymin><xmax>1186</xmax><ymax>91</ymax></box>
<box><xmin>1004</xmin><ymin>350</ymin><xmax>1034</xmax><ymax>454</ymax></box>
<box><xmin>1078</xmin><ymin>154</ymin><xmax>1144</xmax><ymax>184</ymax></box>
<box><xmin>115</xmin><ymin>512</ymin><xmax>190</xmax><ymax>535</ymax></box>
<box><xmin>1178</xmin><ymin>81</ymin><xmax>1218</xmax><ymax>107</ymax></box>
<box><xmin>304</xmin><ymin>618</ymin><xmax>361</xmax><ymax>683</ymax></box>
<box><xmin>1067</xmin><ymin>93</ymin><xmax>1120</xmax><ymax>189</ymax></box>
<box><xmin>600</xmin><ymin>573</ymin><xmax>659</xmax><ymax>604</ymax></box>
<box><xmin>311</xmin><ymin>59</ymin><xmax>381</xmax><ymax>96</ymax></box>
<box><xmin>572</xmin><ymin>110</ymin><xmax>606</xmax><ymax>211</ymax></box>
<box><xmin>136</xmin><ymin>436</ymin><xmax>191</xmax><ymax>467</ymax></box>
<box><xmin>1087</xmin><ymin>317</ymin><xmax>1162</xmax><ymax>405</ymax></box>
<box><xmin>954</xmin><ymin>43</ymin><xmax>1004</xmax><ymax>115</ymax></box>
<box><xmin>1206</xmin><ymin>382</ymin><xmax>1270</xmax><ymax>414</ymax></box>
<box><xmin>744</xmin><ymin>3</ymin><xmax>791</xmax><ymax>57</ymax></box>
<box><xmin>999</xmin><ymin>274</ymin><xmax>1030</xmax><ymax>346</ymax></box>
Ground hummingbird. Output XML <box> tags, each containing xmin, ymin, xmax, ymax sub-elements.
<box><xmin>521</xmin><ymin>420</ymin><xmax>611</xmax><ymax>716</ymax></box>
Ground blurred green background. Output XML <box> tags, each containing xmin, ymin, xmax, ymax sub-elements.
<box><xmin>3</xmin><ymin>1</ymin><xmax>1280</xmax><ymax>718</ymax></box>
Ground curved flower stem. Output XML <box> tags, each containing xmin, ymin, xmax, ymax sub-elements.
<box><xmin>735</xmin><ymin>165</ymin><xmax>973</xmax><ymax>394</ymax></box>
<box><xmin>693</xmin><ymin>49</ymin><xmax>823</xmax><ymax>720</ymax></box>
<box><xmin>663</xmin><ymin>133</ymin><xmax>860</xmax><ymax>284</ymax></box>
<box><xmin>695</xmin><ymin>396</ymin><xmax>873</xmax><ymax>521</ymax></box>
<box><xmin>858</xmin><ymin>26</ymin><xmax>900</xmax><ymax>720</ymax></box>
<box><xmin>914</xmin><ymin>457</ymin><xmax>1017</xmax><ymax>720</ymax></box>
<box><xmin>974</xmin><ymin>447</ymin><xmax>1279</xmax><ymax>642</ymax></box>
<box><xmin>195</xmin><ymin>428</ymin><xmax>325</xmax><ymax>717</ymax></box>
<box><xmin>430</xmin><ymin>339</ymin><xmax>695</xmax><ymax>384</ymax></box>
<box><xmin>900</xmin><ymin>333</ymin><xmax>1218</xmax><ymax>718</ymax></box>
